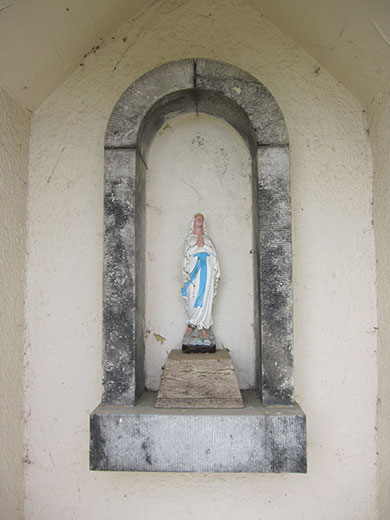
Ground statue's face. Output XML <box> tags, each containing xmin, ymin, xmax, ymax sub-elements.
<box><xmin>193</xmin><ymin>214</ymin><xmax>204</xmax><ymax>232</ymax></box>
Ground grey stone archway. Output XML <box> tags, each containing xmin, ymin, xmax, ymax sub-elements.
<box><xmin>90</xmin><ymin>59</ymin><xmax>306</xmax><ymax>473</ymax></box>
<box><xmin>103</xmin><ymin>58</ymin><xmax>293</xmax><ymax>407</ymax></box>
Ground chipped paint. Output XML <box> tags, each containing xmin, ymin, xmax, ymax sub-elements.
<box><xmin>153</xmin><ymin>333</ymin><xmax>166</xmax><ymax>344</ymax></box>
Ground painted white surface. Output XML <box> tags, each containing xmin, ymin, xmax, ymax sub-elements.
<box><xmin>246</xmin><ymin>0</ymin><xmax>390</xmax><ymax>106</ymax></box>
<box><xmin>1</xmin><ymin>0</ymin><xmax>390</xmax><ymax>110</ymax></box>
<box><xmin>145</xmin><ymin>114</ymin><xmax>253</xmax><ymax>390</ymax></box>
<box><xmin>367</xmin><ymin>82</ymin><xmax>390</xmax><ymax>520</ymax></box>
<box><xmin>24</xmin><ymin>0</ymin><xmax>378</xmax><ymax>518</ymax></box>
<box><xmin>0</xmin><ymin>85</ymin><xmax>30</xmax><ymax>520</ymax></box>
<box><xmin>0</xmin><ymin>0</ymin><xmax>156</xmax><ymax>111</ymax></box>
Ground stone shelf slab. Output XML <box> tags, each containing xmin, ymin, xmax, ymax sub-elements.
<box><xmin>90</xmin><ymin>391</ymin><xmax>307</xmax><ymax>473</ymax></box>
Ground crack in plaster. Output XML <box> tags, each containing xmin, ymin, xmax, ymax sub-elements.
<box><xmin>46</xmin><ymin>146</ymin><xmax>65</xmax><ymax>183</ymax></box>
<box><xmin>42</xmin><ymin>33</ymin><xmax>63</xmax><ymax>61</ymax></box>
<box><xmin>373</xmin><ymin>20</ymin><xmax>390</xmax><ymax>48</ymax></box>
<box><xmin>113</xmin><ymin>0</ymin><xmax>161</xmax><ymax>72</ymax></box>
<box><xmin>83</xmin><ymin>0</ymin><xmax>102</xmax><ymax>42</ymax></box>
<box><xmin>324</xmin><ymin>3</ymin><xmax>354</xmax><ymax>64</ymax></box>
<box><xmin>0</xmin><ymin>3</ymin><xmax>12</xmax><ymax>13</ymax></box>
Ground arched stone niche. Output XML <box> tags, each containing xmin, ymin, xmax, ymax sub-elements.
<box><xmin>91</xmin><ymin>59</ymin><xmax>306</xmax><ymax>473</ymax></box>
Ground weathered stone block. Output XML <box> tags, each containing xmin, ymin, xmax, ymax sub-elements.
<box><xmin>105</xmin><ymin>59</ymin><xmax>195</xmax><ymax>148</ymax></box>
<box><xmin>258</xmin><ymin>145</ymin><xmax>291</xmax><ymax>231</ymax></box>
<box><xmin>90</xmin><ymin>392</ymin><xmax>307</xmax><ymax>473</ymax></box>
<box><xmin>155</xmin><ymin>350</ymin><xmax>244</xmax><ymax>408</ymax></box>
<box><xmin>196</xmin><ymin>58</ymin><xmax>288</xmax><ymax>145</ymax></box>
<box><xmin>258</xmin><ymin>228</ymin><xmax>294</xmax><ymax>405</ymax></box>
<box><xmin>103</xmin><ymin>148</ymin><xmax>145</xmax><ymax>404</ymax></box>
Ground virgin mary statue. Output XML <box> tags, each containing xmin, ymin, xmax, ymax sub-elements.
<box><xmin>181</xmin><ymin>213</ymin><xmax>220</xmax><ymax>341</ymax></box>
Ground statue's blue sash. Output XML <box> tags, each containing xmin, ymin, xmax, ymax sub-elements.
<box><xmin>181</xmin><ymin>252</ymin><xmax>210</xmax><ymax>308</ymax></box>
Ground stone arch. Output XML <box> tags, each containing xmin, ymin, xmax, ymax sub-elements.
<box><xmin>102</xmin><ymin>58</ymin><xmax>293</xmax><ymax>406</ymax></box>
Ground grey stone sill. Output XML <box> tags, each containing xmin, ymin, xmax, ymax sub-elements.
<box><xmin>90</xmin><ymin>391</ymin><xmax>307</xmax><ymax>473</ymax></box>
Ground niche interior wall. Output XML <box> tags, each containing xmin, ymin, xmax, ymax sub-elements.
<box><xmin>90</xmin><ymin>59</ymin><xmax>306</xmax><ymax>473</ymax></box>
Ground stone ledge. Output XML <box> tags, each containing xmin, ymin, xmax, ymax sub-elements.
<box><xmin>90</xmin><ymin>391</ymin><xmax>306</xmax><ymax>473</ymax></box>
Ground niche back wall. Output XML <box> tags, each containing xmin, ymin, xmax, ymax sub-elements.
<box><xmin>145</xmin><ymin>113</ymin><xmax>254</xmax><ymax>390</ymax></box>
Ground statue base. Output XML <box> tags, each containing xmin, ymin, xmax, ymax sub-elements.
<box><xmin>182</xmin><ymin>327</ymin><xmax>216</xmax><ymax>353</ymax></box>
<box><xmin>155</xmin><ymin>349</ymin><xmax>244</xmax><ymax>408</ymax></box>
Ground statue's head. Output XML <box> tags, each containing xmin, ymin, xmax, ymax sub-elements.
<box><xmin>193</xmin><ymin>213</ymin><xmax>204</xmax><ymax>232</ymax></box>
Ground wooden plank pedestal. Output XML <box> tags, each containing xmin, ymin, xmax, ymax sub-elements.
<box><xmin>155</xmin><ymin>349</ymin><xmax>244</xmax><ymax>408</ymax></box>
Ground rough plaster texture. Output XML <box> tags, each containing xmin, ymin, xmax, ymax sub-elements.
<box><xmin>24</xmin><ymin>0</ymin><xmax>377</xmax><ymax>518</ymax></box>
<box><xmin>0</xmin><ymin>85</ymin><xmax>29</xmax><ymax>519</ymax></box>
<box><xmin>367</xmin><ymin>83</ymin><xmax>390</xmax><ymax>519</ymax></box>
<box><xmin>145</xmin><ymin>113</ymin><xmax>254</xmax><ymax>390</ymax></box>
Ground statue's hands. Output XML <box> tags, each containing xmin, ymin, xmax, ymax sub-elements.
<box><xmin>197</xmin><ymin>235</ymin><xmax>204</xmax><ymax>247</ymax></box>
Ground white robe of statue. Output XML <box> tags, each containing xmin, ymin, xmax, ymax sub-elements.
<box><xmin>181</xmin><ymin>214</ymin><xmax>220</xmax><ymax>331</ymax></box>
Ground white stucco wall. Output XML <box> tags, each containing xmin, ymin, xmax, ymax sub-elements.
<box><xmin>367</xmin><ymin>83</ymin><xmax>390</xmax><ymax>520</ymax></box>
<box><xmin>145</xmin><ymin>113</ymin><xmax>254</xmax><ymax>390</ymax></box>
<box><xmin>0</xmin><ymin>85</ymin><xmax>30</xmax><ymax>520</ymax></box>
<box><xmin>24</xmin><ymin>0</ymin><xmax>378</xmax><ymax>518</ymax></box>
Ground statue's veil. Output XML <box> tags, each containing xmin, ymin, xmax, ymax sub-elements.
<box><xmin>188</xmin><ymin>213</ymin><xmax>208</xmax><ymax>237</ymax></box>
